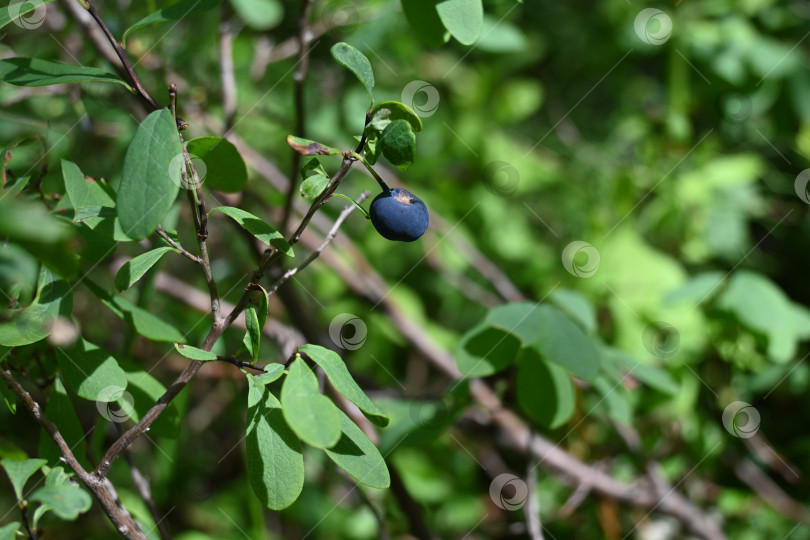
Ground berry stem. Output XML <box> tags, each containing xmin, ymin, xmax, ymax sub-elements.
<box><xmin>332</xmin><ymin>193</ymin><xmax>371</xmax><ymax>219</ymax></box>
<box><xmin>351</xmin><ymin>152</ymin><xmax>390</xmax><ymax>192</ymax></box>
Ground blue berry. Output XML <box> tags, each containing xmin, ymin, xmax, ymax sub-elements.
<box><xmin>369</xmin><ymin>188</ymin><xmax>429</xmax><ymax>242</ymax></box>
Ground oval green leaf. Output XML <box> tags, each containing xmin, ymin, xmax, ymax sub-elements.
<box><xmin>298</xmin><ymin>344</ymin><xmax>389</xmax><ymax>427</ymax></box>
<box><xmin>115</xmin><ymin>247</ymin><xmax>176</xmax><ymax>291</ymax></box>
<box><xmin>57</xmin><ymin>339</ymin><xmax>128</xmax><ymax>402</ymax></box>
<box><xmin>210</xmin><ymin>206</ymin><xmax>293</xmax><ymax>256</ymax></box>
<box><xmin>380</xmin><ymin>119</ymin><xmax>416</xmax><ymax>170</ymax></box>
<box><xmin>330</xmin><ymin>42</ymin><xmax>374</xmax><ymax>105</ymax></box>
<box><xmin>516</xmin><ymin>348</ymin><xmax>575</xmax><ymax>429</ymax></box>
<box><xmin>0</xmin><ymin>57</ymin><xmax>127</xmax><ymax>87</ymax></box>
<box><xmin>455</xmin><ymin>323</ymin><xmax>521</xmax><ymax>377</ymax></box>
<box><xmin>174</xmin><ymin>342</ymin><xmax>217</xmax><ymax>361</ymax></box>
<box><xmin>324</xmin><ymin>409</ymin><xmax>390</xmax><ymax>489</ymax></box>
<box><xmin>117</xmin><ymin>108</ymin><xmax>184</xmax><ymax>240</ymax></box>
<box><xmin>29</xmin><ymin>484</ymin><xmax>92</xmax><ymax>520</ymax></box>
<box><xmin>185</xmin><ymin>136</ymin><xmax>248</xmax><ymax>193</ymax></box>
<box><xmin>436</xmin><ymin>0</ymin><xmax>483</xmax><ymax>45</ymax></box>
<box><xmin>246</xmin><ymin>374</ymin><xmax>304</xmax><ymax>510</ymax></box>
<box><xmin>281</xmin><ymin>358</ymin><xmax>341</xmax><ymax>448</ymax></box>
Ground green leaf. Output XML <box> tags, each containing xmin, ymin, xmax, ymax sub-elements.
<box><xmin>0</xmin><ymin>57</ymin><xmax>127</xmax><ymax>87</ymax></box>
<box><xmin>300</xmin><ymin>156</ymin><xmax>327</xmax><ymax>179</ymax></box>
<box><xmin>0</xmin><ymin>0</ymin><xmax>55</xmax><ymax>30</ymax></box>
<box><xmin>436</xmin><ymin>0</ymin><xmax>483</xmax><ymax>45</ymax></box>
<box><xmin>84</xmin><ymin>279</ymin><xmax>185</xmax><ymax>343</ymax></box>
<box><xmin>483</xmin><ymin>301</ymin><xmax>543</xmax><ymax>346</ymax></box>
<box><xmin>246</xmin><ymin>373</ymin><xmax>304</xmax><ymax>510</ymax></box>
<box><xmin>550</xmin><ymin>289</ymin><xmax>597</xmax><ymax>334</ymax></box>
<box><xmin>185</xmin><ymin>136</ymin><xmax>248</xmax><ymax>193</ymax></box>
<box><xmin>298</xmin><ymin>344</ymin><xmax>390</xmax><ymax>427</ymax></box>
<box><xmin>516</xmin><ymin>348</ymin><xmax>575</xmax><ymax>429</ymax></box>
<box><xmin>532</xmin><ymin>305</ymin><xmax>600</xmax><ymax>380</ymax></box>
<box><xmin>324</xmin><ymin>409</ymin><xmax>390</xmax><ymax>489</ymax></box>
<box><xmin>0</xmin><ymin>522</ymin><xmax>20</xmax><ymax>540</ymax></box>
<box><xmin>0</xmin><ymin>266</ymin><xmax>72</xmax><ymax>347</ymax></box>
<box><xmin>57</xmin><ymin>339</ymin><xmax>128</xmax><ymax>402</ymax></box>
<box><xmin>229</xmin><ymin>0</ymin><xmax>283</xmax><ymax>30</ymax></box>
<box><xmin>29</xmin><ymin>484</ymin><xmax>92</xmax><ymax>520</ymax></box>
<box><xmin>115</xmin><ymin>247</ymin><xmax>176</xmax><ymax>291</ymax></box>
<box><xmin>455</xmin><ymin>323</ymin><xmax>521</xmax><ymax>377</ymax></box>
<box><xmin>253</xmin><ymin>364</ymin><xmax>285</xmax><ymax>385</ymax></box>
<box><xmin>300</xmin><ymin>174</ymin><xmax>329</xmax><ymax>199</ymax></box>
<box><xmin>380</xmin><ymin>119</ymin><xmax>416</xmax><ymax>170</ymax></box>
<box><xmin>72</xmin><ymin>206</ymin><xmax>117</xmax><ymax>222</ymax></box>
<box><xmin>38</xmin><ymin>378</ymin><xmax>89</xmax><ymax>469</ymax></box>
<box><xmin>122</xmin><ymin>0</ymin><xmax>223</xmax><ymax>45</ymax></box>
<box><xmin>368</xmin><ymin>101</ymin><xmax>423</xmax><ymax>133</ymax></box>
<box><xmin>330</xmin><ymin>42</ymin><xmax>375</xmax><ymax>105</ymax></box>
<box><xmin>281</xmin><ymin>358</ymin><xmax>341</xmax><ymax>448</ymax></box>
<box><xmin>401</xmin><ymin>0</ymin><xmax>449</xmax><ymax>47</ymax></box>
<box><xmin>286</xmin><ymin>135</ymin><xmax>342</xmax><ymax>156</ymax></box>
<box><xmin>117</xmin><ymin>108</ymin><xmax>184</xmax><ymax>240</ymax></box>
<box><xmin>62</xmin><ymin>160</ymin><xmax>115</xmax><ymax>218</ymax></box>
<box><xmin>174</xmin><ymin>342</ymin><xmax>217</xmax><ymax>361</ymax></box>
<box><xmin>0</xmin><ymin>199</ymin><xmax>77</xmax><ymax>277</ymax></box>
<box><xmin>0</xmin><ymin>458</ymin><xmax>46</xmax><ymax>500</ymax></box>
<box><xmin>211</xmin><ymin>206</ymin><xmax>293</xmax><ymax>256</ymax></box>
<box><xmin>242</xmin><ymin>286</ymin><xmax>268</xmax><ymax>361</ymax></box>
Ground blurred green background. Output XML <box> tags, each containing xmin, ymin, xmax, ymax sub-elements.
<box><xmin>2</xmin><ymin>0</ymin><xmax>810</xmax><ymax>538</ymax></box>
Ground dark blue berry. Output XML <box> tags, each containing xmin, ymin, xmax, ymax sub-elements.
<box><xmin>369</xmin><ymin>188</ymin><xmax>429</xmax><ymax>242</ymax></box>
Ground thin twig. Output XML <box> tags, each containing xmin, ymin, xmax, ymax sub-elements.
<box><xmin>217</xmin><ymin>357</ymin><xmax>269</xmax><ymax>373</ymax></box>
<box><xmin>156</xmin><ymin>227</ymin><xmax>202</xmax><ymax>264</ymax></box>
<box><xmin>525</xmin><ymin>447</ymin><xmax>544</xmax><ymax>540</ymax></box>
<box><xmin>82</xmin><ymin>0</ymin><xmax>160</xmax><ymax>111</ymax></box>
<box><xmin>281</xmin><ymin>0</ymin><xmax>315</xmax><ymax>235</ymax></box>
<box><xmin>1</xmin><ymin>368</ymin><xmax>148</xmax><ymax>540</ymax></box>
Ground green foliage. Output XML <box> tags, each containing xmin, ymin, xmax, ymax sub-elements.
<box><xmin>173</xmin><ymin>343</ymin><xmax>217</xmax><ymax>361</ymax></box>
<box><xmin>57</xmin><ymin>339</ymin><xmax>128</xmax><ymax>401</ymax></box>
<box><xmin>210</xmin><ymin>206</ymin><xmax>293</xmax><ymax>255</ymax></box>
<box><xmin>330</xmin><ymin>42</ymin><xmax>375</xmax><ymax>105</ymax></box>
<box><xmin>0</xmin><ymin>0</ymin><xmax>56</xmax><ymax>30</ymax></box>
<box><xmin>115</xmin><ymin>247</ymin><xmax>176</xmax><ymax>291</ymax></box>
<box><xmin>0</xmin><ymin>57</ymin><xmax>126</xmax><ymax>87</ymax></box>
<box><xmin>185</xmin><ymin>136</ymin><xmax>248</xmax><ymax>193</ymax></box>
<box><xmin>281</xmin><ymin>357</ymin><xmax>342</xmax><ymax>448</ymax></box>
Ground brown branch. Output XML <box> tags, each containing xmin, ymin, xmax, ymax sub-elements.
<box><xmin>82</xmin><ymin>0</ymin><xmax>160</xmax><ymax>111</ymax></box>
<box><xmin>155</xmin><ymin>227</ymin><xmax>201</xmax><ymax>264</ymax></box>
<box><xmin>281</xmin><ymin>0</ymin><xmax>315</xmax><ymax>235</ymax></box>
<box><xmin>1</xmin><ymin>368</ymin><xmax>148</xmax><ymax>540</ymax></box>
<box><xmin>734</xmin><ymin>460</ymin><xmax>810</xmax><ymax>525</ymax></box>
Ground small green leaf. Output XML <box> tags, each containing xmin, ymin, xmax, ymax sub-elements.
<box><xmin>0</xmin><ymin>458</ymin><xmax>47</xmax><ymax>500</ymax></box>
<box><xmin>29</xmin><ymin>484</ymin><xmax>92</xmax><ymax>520</ymax></box>
<box><xmin>380</xmin><ymin>119</ymin><xmax>415</xmax><ymax>170</ymax></box>
<box><xmin>115</xmin><ymin>247</ymin><xmax>176</xmax><ymax>291</ymax></box>
<box><xmin>0</xmin><ymin>522</ymin><xmax>20</xmax><ymax>540</ymax></box>
<box><xmin>253</xmin><ymin>364</ymin><xmax>285</xmax><ymax>385</ymax></box>
<box><xmin>281</xmin><ymin>358</ymin><xmax>341</xmax><ymax>448</ymax></box>
<box><xmin>436</xmin><ymin>0</ymin><xmax>483</xmax><ymax>45</ymax></box>
<box><xmin>550</xmin><ymin>289</ymin><xmax>597</xmax><ymax>334</ymax></box>
<box><xmin>300</xmin><ymin>174</ymin><xmax>329</xmax><ymax>199</ymax></box>
<box><xmin>324</xmin><ymin>409</ymin><xmax>390</xmax><ymax>489</ymax></box>
<box><xmin>211</xmin><ymin>206</ymin><xmax>293</xmax><ymax>256</ymax></box>
<box><xmin>84</xmin><ymin>279</ymin><xmax>185</xmax><ymax>343</ymax></box>
<box><xmin>246</xmin><ymin>373</ymin><xmax>304</xmax><ymax>510</ymax></box>
<box><xmin>117</xmin><ymin>108</ymin><xmax>185</xmax><ymax>240</ymax></box>
<box><xmin>368</xmin><ymin>101</ymin><xmax>423</xmax><ymax>133</ymax></box>
<box><xmin>287</xmin><ymin>135</ymin><xmax>342</xmax><ymax>156</ymax></box>
<box><xmin>0</xmin><ymin>266</ymin><xmax>72</xmax><ymax>347</ymax></box>
<box><xmin>0</xmin><ymin>0</ymin><xmax>55</xmax><ymax>30</ymax></box>
<box><xmin>174</xmin><ymin>343</ymin><xmax>217</xmax><ymax>361</ymax></box>
<box><xmin>243</xmin><ymin>286</ymin><xmax>268</xmax><ymax>361</ymax></box>
<box><xmin>0</xmin><ymin>57</ymin><xmax>127</xmax><ymax>87</ymax></box>
<box><xmin>401</xmin><ymin>0</ymin><xmax>449</xmax><ymax>47</ymax></box>
<box><xmin>330</xmin><ymin>42</ymin><xmax>375</xmax><ymax>105</ymax></box>
<box><xmin>58</xmin><ymin>339</ymin><xmax>128</xmax><ymax>402</ymax></box>
<box><xmin>532</xmin><ymin>305</ymin><xmax>600</xmax><ymax>380</ymax></box>
<box><xmin>516</xmin><ymin>348</ymin><xmax>575</xmax><ymax>429</ymax></box>
<box><xmin>122</xmin><ymin>0</ymin><xmax>223</xmax><ymax>44</ymax></box>
<box><xmin>298</xmin><ymin>344</ymin><xmax>389</xmax><ymax>427</ymax></box>
<box><xmin>185</xmin><ymin>136</ymin><xmax>248</xmax><ymax>193</ymax></box>
<box><xmin>300</xmin><ymin>156</ymin><xmax>327</xmax><ymax>179</ymax></box>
